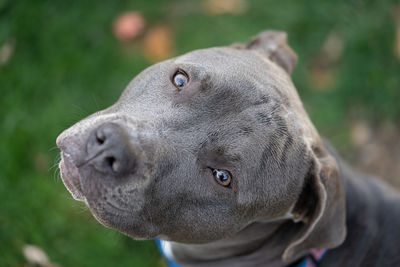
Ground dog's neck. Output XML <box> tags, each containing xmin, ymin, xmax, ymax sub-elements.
<box><xmin>167</xmin><ymin>217</ymin><xmax>303</xmax><ymax>267</ymax></box>
<box><xmin>321</xmin><ymin>159</ymin><xmax>400</xmax><ymax>265</ymax></box>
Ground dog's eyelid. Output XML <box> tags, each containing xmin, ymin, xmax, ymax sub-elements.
<box><xmin>175</xmin><ymin>68</ymin><xmax>188</xmax><ymax>77</ymax></box>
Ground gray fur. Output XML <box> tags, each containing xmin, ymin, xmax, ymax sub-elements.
<box><xmin>57</xmin><ymin>31</ymin><xmax>400</xmax><ymax>266</ymax></box>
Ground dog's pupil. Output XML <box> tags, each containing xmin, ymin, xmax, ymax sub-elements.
<box><xmin>174</xmin><ymin>74</ymin><xmax>186</xmax><ymax>87</ymax></box>
<box><xmin>211</xmin><ymin>169</ymin><xmax>230</xmax><ymax>185</ymax></box>
<box><xmin>218</xmin><ymin>172</ymin><xmax>227</xmax><ymax>181</ymax></box>
<box><xmin>213</xmin><ymin>170</ymin><xmax>227</xmax><ymax>181</ymax></box>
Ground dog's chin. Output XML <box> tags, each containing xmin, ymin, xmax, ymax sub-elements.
<box><xmin>86</xmin><ymin>202</ymin><xmax>159</xmax><ymax>240</ymax></box>
<box><xmin>59</xmin><ymin>152</ymin><xmax>86</xmax><ymax>202</ymax></box>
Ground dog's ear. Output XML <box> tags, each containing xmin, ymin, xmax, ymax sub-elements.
<box><xmin>282</xmin><ymin>140</ymin><xmax>346</xmax><ymax>262</ymax></box>
<box><xmin>245</xmin><ymin>31</ymin><xmax>298</xmax><ymax>74</ymax></box>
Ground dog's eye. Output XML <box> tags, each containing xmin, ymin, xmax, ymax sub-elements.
<box><xmin>212</xmin><ymin>169</ymin><xmax>232</xmax><ymax>187</ymax></box>
<box><xmin>172</xmin><ymin>70</ymin><xmax>189</xmax><ymax>89</ymax></box>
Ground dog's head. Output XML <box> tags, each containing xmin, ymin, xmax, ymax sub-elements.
<box><xmin>57</xmin><ymin>31</ymin><xmax>346</xmax><ymax>261</ymax></box>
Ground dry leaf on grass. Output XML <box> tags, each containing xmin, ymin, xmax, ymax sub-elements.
<box><xmin>203</xmin><ymin>0</ymin><xmax>248</xmax><ymax>15</ymax></box>
<box><xmin>143</xmin><ymin>26</ymin><xmax>174</xmax><ymax>62</ymax></box>
<box><xmin>351</xmin><ymin>120</ymin><xmax>371</xmax><ymax>147</ymax></box>
<box><xmin>308</xmin><ymin>31</ymin><xmax>344</xmax><ymax>91</ymax></box>
<box><xmin>321</xmin><ymin>31</ymin><xmax>344</xmax><ymax>63</ymax></box>
<box><xmin>23</xmin><ymin>244</ymin><xmax>60</xmax><ymax>267</ymax></box>
<box><xmin>351</xmin><ymin>122</ymin><xmax>400</xmax><ymax>188</ymax></box>
<box><xmin>113</xmin><ymin>12</ymin><xmax>146</xmax><ymax>43</ymax></box>
<box><xmin>308</xmin><ymin>69</ymin><xmax>335</xmax><ymax>91</ymax></box>
<box><xmin>0</xmin><ymin>39</ymin><xmax>14</xmax><ymax>65</ymax></box>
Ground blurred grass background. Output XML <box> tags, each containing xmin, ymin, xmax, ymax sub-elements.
<box><xmin>0</xmin><ymin>0</ymin><xmax>399</xmax><ymax>266</ymax></box>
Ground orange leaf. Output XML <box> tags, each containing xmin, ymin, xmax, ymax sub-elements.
<box><xmin>143</xmin><ymin>26</ymin><xmax>174</xmax><ymax>62</ymax></box>
<box><xmin>203</xmin><ymin>0</ymin><xmax>248</xmax><ymax>15</ymax></box>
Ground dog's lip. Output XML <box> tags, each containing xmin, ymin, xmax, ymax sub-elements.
<box><xmin>59</xmin><ymin>152</ymin><xmax>86</xmax><ymax>202</ymax></box>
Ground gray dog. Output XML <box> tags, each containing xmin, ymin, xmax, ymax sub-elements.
<box><xmin>57</xmin><ymin>31</ymin><xmax>400</xmax><ymax>267</ymax></box>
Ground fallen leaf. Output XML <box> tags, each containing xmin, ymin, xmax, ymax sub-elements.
<box><xmin>113</xmin><ymin>11</ymin><xmax>146</xmax><ymax>43</ymax></box>
<box><xmin>352</xmin><ymin>122</ymin><xmax>400</xmax><ymax>188</ymax></box>
<box><xmin>308</xmin><ymin>31</ymin><xmax>344</xmax><ymax>91</ymax></box>
<box><xmin>0</xmin><ymin>39</ymin><xmax>14</xmax><ymax>65</ymax></box>
<box><xmin>23</xmin><ymin>244</ymin><xmax>61</xmax><ymax>267</ymax></box>
<box><xmin>308</xmin><ymin>68</ymin><xmax>335</xmax><ymax>91</ymax></box>
<box><xmin>203</xmin><ymin>0</ymin><xmax>248</xmax><ymax>15</ymax></box>
<box><xmin>321</xmin><ymin>31</ymin><xmax>344</xmax><ymax>63</ymax></box>
<box><xmin>351</xmin><ymin>120</ymin><xmax>371</xmax><ymax>147</ymax></box>
<box><xmin>143</xmin><ymin>26</ymin><xmax>174</xmax><ymax>62</ymax></box>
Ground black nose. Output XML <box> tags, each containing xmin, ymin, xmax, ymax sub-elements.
<box><xmin>87</xmin><ymin>122</ymin><xmax>137</xmax><ymax>176</ymax></box>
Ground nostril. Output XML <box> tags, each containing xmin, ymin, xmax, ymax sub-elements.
<box><xmin>96</xmin><ymin>131</ymin><xmax>106</xmax><ymax>145</ymax></box>
<box><xmin>105</xmin><ymin>156</ymin><xmax>116</xmax><ymax>172</ymax></box>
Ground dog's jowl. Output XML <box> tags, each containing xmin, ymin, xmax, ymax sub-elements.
<box><xmin>57</xmin><ymin>31</ymin><xmax>400</xmax><ymax>267</ymax></box>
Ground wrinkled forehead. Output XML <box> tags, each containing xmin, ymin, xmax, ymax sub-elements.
<box><xmin>175</xmin><ymin>47</ymin><xmax>281</xmax><ymax>79</ymax></box>
<box><xmin>175</xmin><ymin>47</ymin><xmax>297</xmax><ymax>98</ymax></box>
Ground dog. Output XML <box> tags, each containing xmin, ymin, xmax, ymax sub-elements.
<box><xmin>56</xmin><ymin>31</ymin><xmax>400</xmax><ymax>266</ymax></box>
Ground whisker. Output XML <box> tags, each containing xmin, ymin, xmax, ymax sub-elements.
<box><xmin>48</xmin><ymin>146</ymin><xmax>59</xmax><ymax>152</ymax></box>
<box><xmin>49</xmin><ymin>153</ymin><xmax>61</xmax><ymax>171</ymax></box>
<box><xmin>91</xmin><ymin>93</ymin><xmax>101</xmax><ymax>111</ymax></box>
<box><xmin>72</xmin><ymin>104</ymin><xmax>88</xmax><ymax>115</ymax></box>
<box><xmin>76</xmin><ymin>203</ymin><xmax>90</xmax><ymax>214</ymax></box>
<box><xmin>50</xmin><ymin>153</ymin><xmax>62</xmax><ymax>182</ymax></box>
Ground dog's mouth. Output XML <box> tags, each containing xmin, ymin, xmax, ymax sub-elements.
<box><xmin>58</xmin><ymin>150</ymin><xmax>160</xmax><ymax>239</ymax></box>
<box><xmin>59</xmin><ymin>152</ymin><xmax>86</xmax><ymax>202</ymax></box>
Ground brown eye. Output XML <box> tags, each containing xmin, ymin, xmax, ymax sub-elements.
<box><xmin>172</xmin><ymin>70</ymin><xmax>189</xmax><ymax>89</ymax></box>
<box><xmin>212</xmin><ymin>169</ymin><xmax>232</xmax><ymax>187</ymax></box>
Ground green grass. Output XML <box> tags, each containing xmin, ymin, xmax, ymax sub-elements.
<box><xmin>1</xmin><ymin>0</ymin><xmax>399</xmax><ymax>266</ymax></box>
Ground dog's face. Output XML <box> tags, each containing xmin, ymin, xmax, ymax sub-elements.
<box><xmin>57</xmin><ymin>31</ymin><xmax>345</xmax><ymax>259</ymax></box>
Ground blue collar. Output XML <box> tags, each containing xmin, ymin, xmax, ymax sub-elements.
<box><xmin>156</xmin><ymin>239</ymin><xmax>181</xmax><ymax>267</ymax></box>
<box><xmin>287</xmin><ymin>249</ymin><xmax>327</xmax><ymax>267</ymax></box>
<box><xmin>156</xmin><ymin>239</ymin><xmax>327</xmax><ymax>267</ymax></box>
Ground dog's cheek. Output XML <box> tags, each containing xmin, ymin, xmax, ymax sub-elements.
<box><xmin>163</xmin><ymin>205</ymin><xmax>244</xmax><ymax>243</ymax></box>
<box><xmin>235</xmin><ymin>167</ymin><xmax>293</xmax><ymax>220</ymax></box>
<box><xmin>148</xmin><ymin>188</ymin><xmax>238</xmax><ymax>242</ymax></box>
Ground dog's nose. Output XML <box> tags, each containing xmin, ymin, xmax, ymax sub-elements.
<box><xmin>87</xmin><ymin>122</ymin><xmax>137</xmax><ymax>176</ymax></box>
